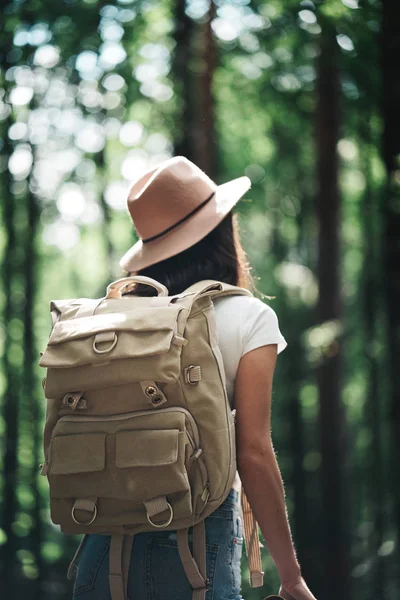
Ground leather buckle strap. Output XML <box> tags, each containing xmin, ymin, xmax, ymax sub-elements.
<box><xmin>192</xmin><ymin>521</ymin><xmax>207</xmax><ymax>600</ymax></box>
<box><xmin>109</xmin><ymin>534</ymin><xmax>135</xmax><ymax>600</ymax></box>
<box><xmin>71</xmin><ymin>498</ymin><xmax>98</xmax><ymax>525</ymax></box>
<box><xmin>177</xmin><ymin>522</ymin><xmax>208</xmax><ymax>600</ymax></box>
<box><xmin>144</xmin><ymin>495</ymin><xmax>174</xmax><ymax>528</ymax></box>
<box><xmin>241</xmin><ymin>488</ymin><xmax>264</xmax><ymax>588</ymax></box>
<box><xmin>109</xmin><ymin>535</ymin><xmax>125</xmax><ymax>600</ymax></box>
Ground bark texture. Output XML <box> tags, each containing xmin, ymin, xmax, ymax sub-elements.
<box><xmin>315</xmin><ymin>28</ymin><xmax>351</xmax><ymax>600</ymax></box>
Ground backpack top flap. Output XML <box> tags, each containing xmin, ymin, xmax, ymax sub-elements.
<box><xmin>39</xmin><ymin>304</ymin><xmax>186</xmax><ymax>369</ymax></box>
<box><xmin>39</xmin><ymin>277</ymin><xmax>252</xmax><ymax>386</ymax></box>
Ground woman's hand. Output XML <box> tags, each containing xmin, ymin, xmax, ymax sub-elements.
<box><xmin>278</xmin><ymin>576</ymin><xmax>317</xmax><ymax>600</ymax></box>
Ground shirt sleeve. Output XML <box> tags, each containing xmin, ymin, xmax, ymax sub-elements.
<box><xmin>241</xmin><ymin>298</ymin><xmax>288</xmax><ymax>358</ymax></box>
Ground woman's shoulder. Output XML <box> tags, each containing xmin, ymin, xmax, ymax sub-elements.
<box><xmin>213</xmin><ymin>294</ymin><xmax>279</xmax><ymax>321</ymax></box>
<box><xmin>213</xmin><ymin>294</ymin><xmax>287</xmax><ymax>356</ymax></box>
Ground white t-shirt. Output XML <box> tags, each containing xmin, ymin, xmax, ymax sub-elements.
<box><xmin>213</xmin><ymin>295</ymin><xmax>287</xmax><ymax>492</ymax></box>
<box><xmin>213</xmin><ymin>295</ymin><xmax>287</xmax><ymax>407</ymax></box>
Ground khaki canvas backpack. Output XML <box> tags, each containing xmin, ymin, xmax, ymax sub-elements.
<box><xmin>39</xmin><ymin>276</ymin><xmax>264</xmax><ymax>600</ymax></box>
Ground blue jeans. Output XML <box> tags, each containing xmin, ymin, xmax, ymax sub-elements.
<box><xmin>72</xmin><ymin>489</ymin><xmax>244</xmax><ymax>600</ymax></box>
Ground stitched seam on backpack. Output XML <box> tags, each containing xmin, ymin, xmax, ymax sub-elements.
<box><xmin>202</xmin><ymin>306</ymin><xmax>234</xmax><ymax>503</ymax></box>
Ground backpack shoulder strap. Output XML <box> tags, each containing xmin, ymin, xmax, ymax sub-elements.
<box><xmin>181</xmin><ymin>279</ymin><xmax>253</xmax><ymax>301</ymax></box>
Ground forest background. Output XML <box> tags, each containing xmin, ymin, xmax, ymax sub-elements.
<box><xmin>0</xmin><ymin>0</ymin><xmax>399</xmax><ymax>599</ymax></box>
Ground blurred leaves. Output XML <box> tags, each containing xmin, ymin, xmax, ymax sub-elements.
<box><xmin>0</xmin><ymin>0</ymin><xmax>393</xmax><ymax>599</ymax></box>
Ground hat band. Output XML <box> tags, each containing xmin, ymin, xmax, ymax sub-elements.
<box><xmin>142</xmin><ymin>191</ymin><xmax>215</xmax><ymax>244</ymax></box>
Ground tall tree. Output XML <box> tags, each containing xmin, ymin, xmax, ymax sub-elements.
<box><xmin>359</xmin><ymin>114</ymin><xmax>386</xmax><ymax>598</ymax></box>
<box><xmin>23</xmin><ymin>188</ymin><xmax>42</xmax><ymax>599</ymax></box>
<box><xmin>95</xmin><ymin>149</ymin><xmax>115</xmax><ymax>286</ymax></box>
<box><xmin>172</xmin><ymin>0</ymin><xmax>196</xmax><ymax>160</ymax></box>
<box><xmin>381</xmin><ymin>0</ymin><xmax>400</xmax><ymax>560</ymax></box>
<box><xmin>0</xmin><ymin>117</ymin><xmax>20</xmax><ymax>594</ymax></box>
<box><xmin>315</xmin><ymin>26</ymin><xmax>351</xmax><ymax>599</ymax></box>
<box><xmin>193</xmin><ymin>0</ymin><xmax>217</xmax><ymax>177</ymax></box>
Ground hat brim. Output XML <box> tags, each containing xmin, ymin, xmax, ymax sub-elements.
<box><xmin>119</xmin><ymin>175</ymin><xmax>251</xmax><ymax>273</ymax></box>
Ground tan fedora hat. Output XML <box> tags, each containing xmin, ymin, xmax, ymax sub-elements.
<box><xmin>119</xmin><ymin>156</ymin><xmax>251</xmax><ymax>272</ymax></box>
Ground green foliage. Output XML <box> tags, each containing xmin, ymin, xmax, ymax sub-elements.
<box><xmin>0</xmin><ymin>0</ymin><xmax>394</xmax><ymax>599</ymax></box>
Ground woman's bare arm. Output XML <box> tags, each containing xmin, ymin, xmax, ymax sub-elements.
<box><xmin>234</xmin><ymin>344</ymin><xmax>301</xmax><ymax>586</ymax></box>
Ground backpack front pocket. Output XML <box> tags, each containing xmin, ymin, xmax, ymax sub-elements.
<box><xmin>50</xmin><ymin>433</ymin><xmax>106</xmax><ymax>475</ymax></box>
<box><xmin>47</xmin><ymin>408</ymin><xmax>207</xmax><ymax>533</ymax></box>
<box><xmin>115</xmin><ymin>429</ymin><xmax>179</xmax><ymax>468</ymax></box>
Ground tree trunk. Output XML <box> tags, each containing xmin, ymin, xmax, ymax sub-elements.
<box><xmin>23</xmin><ymin>188</ymin><xmax>43</xmax><ymax>599</ymax></box>
<box><xmin>193</xmin><ymin>0</ymin><xmax>217</xmax><ymax>178</ymax></box>
<box><xmin>381</xmin><ymin>0</ymin><xmax>400</xmax><ymax>173</ymax></box>
<box><xmin>381</xmin><ymin>0</ymin><xmax>400</xmax><ymax>561</ymax></box>
<box><xmin>95</xmin><ymin>149</ymin><xmax>114</xmax><ymax>286</ymax></box>
<box><xmin>315</xmin><ymin>28</ymin><xmax>351</xmax><ymax>599</ymax></box>
<box><xmin>359</xmin><ymin>114</ymin><xmax>386</xmax><ymax>598</ymax></box>
<box><xmin>171</xmin><ymin>0</ymin><xmax>196</xmax><ymax>160</ymax></box>
<box><xmin>0</xmin><ymin>122</ymin><xmax>20</xmax><ymax>592</ymax></box>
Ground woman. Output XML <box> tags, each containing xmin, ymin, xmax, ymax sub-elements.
<box><xmin>73</xmin><ymin>157</ymin><xmax>316</xmax><ymax>600</ymax></box>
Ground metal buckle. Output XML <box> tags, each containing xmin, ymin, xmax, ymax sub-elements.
<box><xmin>92</xmin><ymin>332</ymin><xmax>118</xmax><ymax>354</ymax></box>
<box><xmin>184</xmin><ymin>365</ymin><xmax>201</xmax><ymax>385</ymax></box>
<box><xmin>71</xmin><ymin>504</ymin><xmax>97</xmax><ymax>525</ymax></box>
<box><xmin>146</xmin><ymin>502</ymin><xmax>173</xmax><ymax>528</ymax></box>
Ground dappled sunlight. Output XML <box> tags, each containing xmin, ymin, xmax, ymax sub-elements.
<box><xmin>275</xmin><ymin>262</ymin><xmax>317</xmax><ymax>306</ymax></box>
<box><xmin>42</xmin><ymin>220</ymin><xmax>80</xmax><ymax>251</ymax></box>
<box><xmin>33</xmin><ymin>45</ymin><xmax>61</xmax><ymax>69</ymax></box>
<box><xmin>0</xmin><ymin>1</ymin><xmax>394</xmax><ymax>599</ymax></box>
<box><xmin>8</xmin><ymin>146</ymin><xmax>33</xmax><ymax>179</ymax></box>
<box><xmin>105</xmin><ymin>180</ymin><xmax>131</xmax><ymax>210</ymax></box>
<box><xmin>119</xmin><ymin>120</ymin><xmax>143</xmax><ymax>145</ymax></box>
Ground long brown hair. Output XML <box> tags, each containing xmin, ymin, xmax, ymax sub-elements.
<box><xmin>130</xmin><ymin>212</ymin><xmax>253</xmax><ymax>296</ymax></box>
